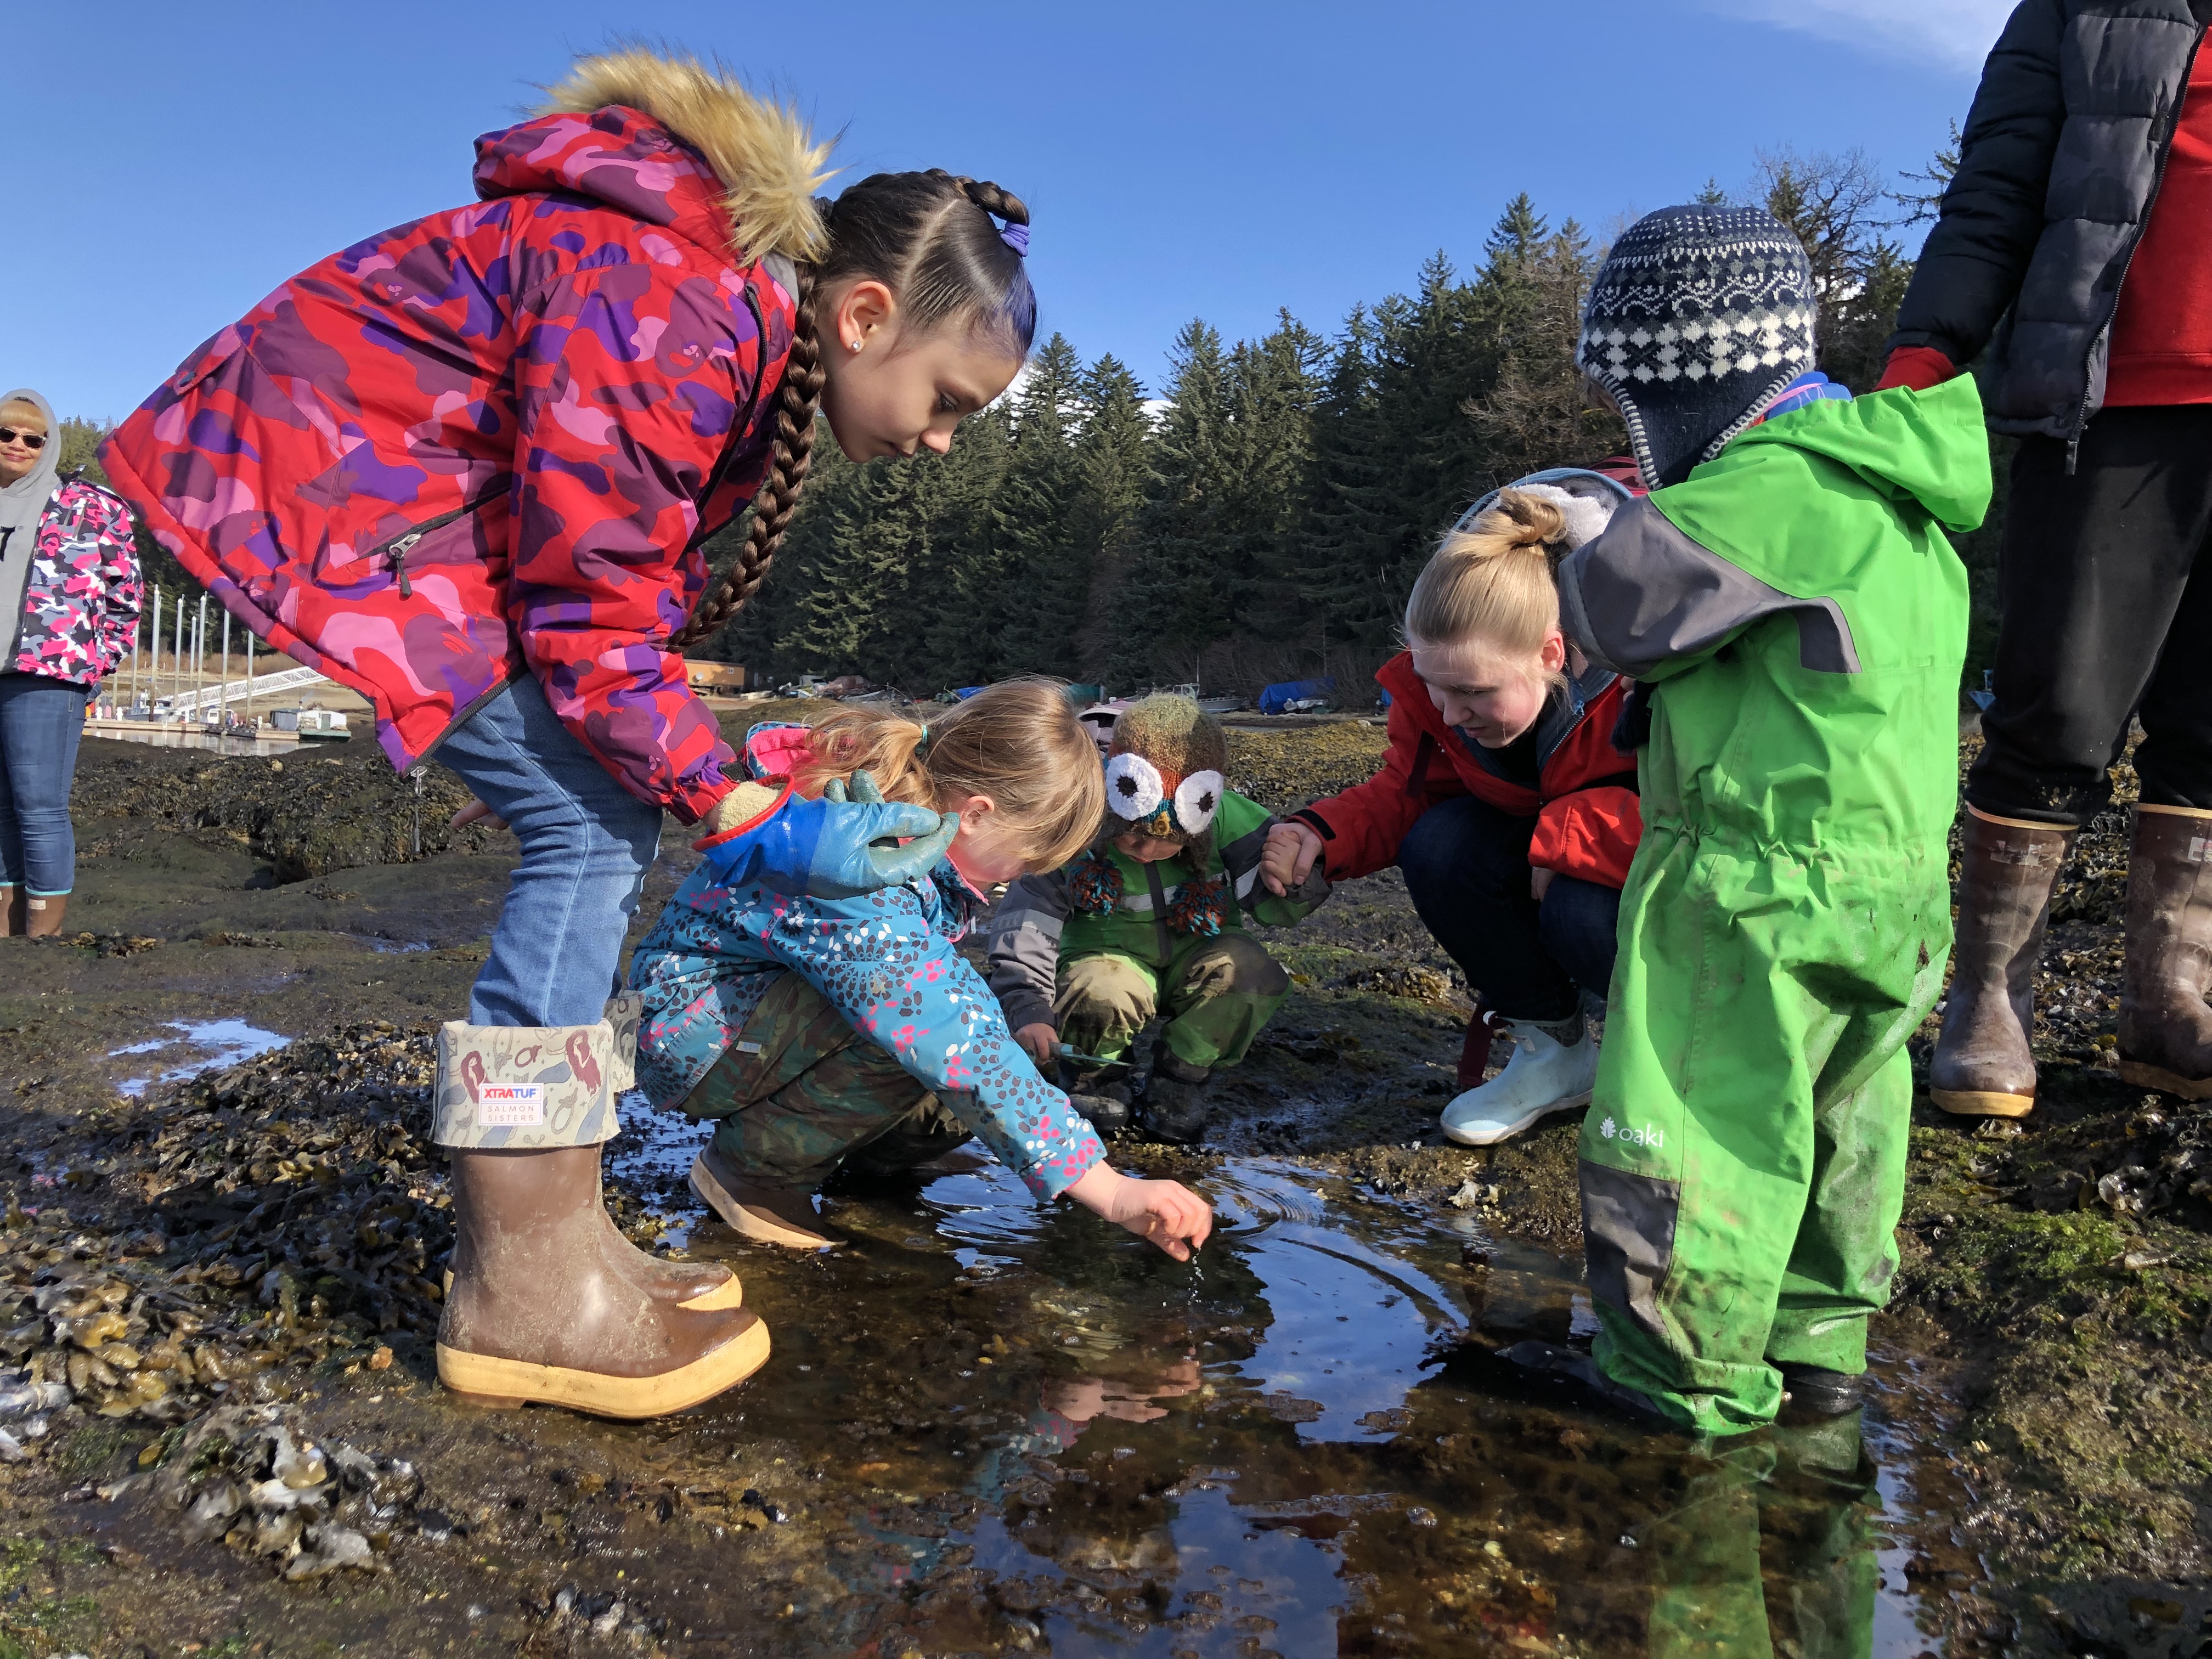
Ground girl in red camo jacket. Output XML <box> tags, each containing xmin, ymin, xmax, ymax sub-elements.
<box><xmin>1261</xmin><ymin>473</ymin><xmax>1642</xmax><ymax>1148</ymax></box>
<box><xmin>101</xmin><ymin>49</ymin><xmax>1040</xmax><ymax>1420</ymax></box>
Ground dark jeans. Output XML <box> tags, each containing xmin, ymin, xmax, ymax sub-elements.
<box><xmin>1397</xmin><ymin>793</ymin><xmax>1620</xmax><ymax>1022</ymax></box>
<box><xmin>0</xmin><ymin>674</ymin><xmax>91</xmax><ymax>895</ymax></box>
<box><xmin>1971</xmin><ymin>404</ymin><xmax>2212</xmax><ymax>825</ymax></box>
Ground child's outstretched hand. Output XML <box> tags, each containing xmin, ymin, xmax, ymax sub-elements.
<box><xmin>1260</xmin><ymin>820</ymin><xmax>1323</xmax><ymax>897</ymax></box>
<box><xmin>1065</xmin><ymin>1164</ymin><xmax>1212</xmax><ymax>1261</ymax></box>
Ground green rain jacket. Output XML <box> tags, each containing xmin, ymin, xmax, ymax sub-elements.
<box><xmin>984</xmin><ymin>789</ymin><xmax>1331</xmax><ymax>1035</ymax></box>
<box><xmin>1557</xmin><ymin>375</ymin><xmax>1989</xmax><ymax>873</ymax></box>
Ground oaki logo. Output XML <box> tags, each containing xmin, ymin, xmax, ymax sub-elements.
<box><xmin>1598</xmin><ymin>1116</ymin><xmax>1663</xmax><ymax>1149</ymax></box>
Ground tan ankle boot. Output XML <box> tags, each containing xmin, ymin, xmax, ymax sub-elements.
<box><xmin>22</xmin><ymin>893</ymin><xmax>65</xmax><ymax>938</ymax></box>
<box><xmin>0</xmin><ymin>887</ymin><xmax>19</xmax><ymax>937</ymax></box>
<box><xmin>1929</xmin><ymin>807</ymin><xmax>2074</xmax><ymax>1118</ymax></box>
<box><xmin>2118</xmin><ymin>805</ymin><xmax>2212</xmax><ymax>1099</ymax></box>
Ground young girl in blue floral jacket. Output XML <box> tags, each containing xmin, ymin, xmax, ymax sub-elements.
<box><xmin>630</xmin><ymin>680</ymin><xmax>1215</xmax><ymax>1258</ymax></box>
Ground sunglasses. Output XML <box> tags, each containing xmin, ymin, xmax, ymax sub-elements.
<box><xmin>0</xmin><ymin>427</ymin><xmax>46</xmax><ymax>450</ymax></box>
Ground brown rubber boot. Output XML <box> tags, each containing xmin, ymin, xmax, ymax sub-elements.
<box><xmin>22</xmin><ymin>893</ymin><xmax>65</xmax><ymax>938</ymax></box>
<box><xmin>1929</xmin><ymin>807</ymin><xmax>2074</xmax><ymax>1118</ymax></box>
<box><xmin>443</xmin><ymin>1215</ymin><xmax>741</xmax><ymax>1311</ymax></box>
<box><xmin>436</xmin><ymin>1145</ymin><xmax>770</xmax><ymax>1418</ymax></box>
<box><xmin>690</xmin><ymin>1146</ymin><xmax>839</xmax><ymax>1250</ymax></box>
<box><xmin>2118</xmin><ymin>805</ymin><xmax>2212</xmax><ymax>1099</ymax></box>
<box><xmin>0</xmin><ymin>887</ymin><xmax>19</xmax><ymax>937</ymax></box>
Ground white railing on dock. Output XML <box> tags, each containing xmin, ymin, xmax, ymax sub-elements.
<box><xmin>168</xmin><ymin>664</ymin><xmax>326</xmax><ymax>715</ymax></box>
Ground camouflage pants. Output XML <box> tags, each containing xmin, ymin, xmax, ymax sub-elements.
<box><xmin>1057</xmin><ymin>930</ymin><xmax>1290</xmax><ymax>1072</ymax></box>
<box><xmin>681</xmin><ymin>971</ymin><xmax>971</xmax><ymax>1191</ymax></box>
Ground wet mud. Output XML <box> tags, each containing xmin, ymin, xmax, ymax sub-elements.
<box><xmin>0</xmin><ymin>727</ymin><xmax>2205</xmax><ymax>1656</ymax></box>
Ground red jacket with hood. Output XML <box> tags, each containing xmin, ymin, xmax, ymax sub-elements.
<box><xmin>1295</xmin><ymin>653</ymin><xmax>1643</xmax><ymax>889</ymax></box>
<box><xmin>1294</xmin><ymin>457</ymin><xmax>1646</xmax><ymax>889</ymax></box>
<box><xmin>100</xmin><ymin>59</ymin><xmax>826</xmax><ymax>822</ymax></box>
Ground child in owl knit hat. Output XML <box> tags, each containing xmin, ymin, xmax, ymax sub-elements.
<box><xmin>984</xmin><ymin>694</ymin><xmax>1331</xmax><ymax>1144</ymax></box>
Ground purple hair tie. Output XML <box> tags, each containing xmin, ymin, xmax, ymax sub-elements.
<box><xmin>998</xmin><ymin>221</ymin><xmax>1030</xmax><ymax>257</ymax></box>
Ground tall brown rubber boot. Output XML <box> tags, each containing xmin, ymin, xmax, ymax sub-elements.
<box><xmin>22</xmin><ymin>893</ymin><xmax>65</xmax><ymax>938</ymax></box>
<box><xmin>436</xmin><ymin>1145</ymin><xmax>770</xmax><ymax>1418</ymax></box>
<box><xmin>1929</xmin><ymin>807</ymin><xmax>2074</xmax><ymax>1118</ymax></box>
<box><xmin>0</xmin><ymin>887</ymin><xmax>20</xmax><ymax>937</ymax></box>
<box><xmin>2118</xmin><ymin>804</ymin><xmax>2212</xmax><ymax>1099</ymax></box>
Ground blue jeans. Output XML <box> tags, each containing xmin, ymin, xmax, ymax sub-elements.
<box><xmin>434</xmin><ymin>676</ymin><xmax>663</xmax><ymax>1029</ymax></box>
<box><xmin>1397</xmin><ymin>793</ymin><xmax>1620</xmax><ymax>1023</ymax></box>
<box><xmin>0</xmin><ymin>674</ymin><xmax>91</xmax><ymax>895</ymax></box>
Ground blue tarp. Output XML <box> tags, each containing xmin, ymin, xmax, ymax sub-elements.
<box><xmin>1259</xmin><ymin>676</ymin><xmax>1336</xmax><ymax>715</ymax></box>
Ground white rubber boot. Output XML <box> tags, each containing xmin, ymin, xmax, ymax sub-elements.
<box><xmin>1440</xmin><ymin>1018</ymin><xmax>1597</xmax><ymax>1147</ymax></box>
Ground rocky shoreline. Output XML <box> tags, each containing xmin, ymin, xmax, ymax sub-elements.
<box><xmin>0</xmin><ymin>719</ymin><xmax>2204</xmax><ymax>1656</ymax></box>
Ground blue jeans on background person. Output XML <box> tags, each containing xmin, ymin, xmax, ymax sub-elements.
<box><xmin>1396</xmin><ymin>793</ymin><xmax>1620</xmax><ymax>1022</ymax></box>
<box><xmin>0</xmin><ymin>673</ymin><xmax>93</xmax><ymax>895</ymax></box>
<box><xmin>434</xmin><ymin>676</ymin><xmax>663</xmax><ymax>1029</ymax></box>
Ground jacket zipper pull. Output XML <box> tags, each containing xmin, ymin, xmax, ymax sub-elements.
<box><xmin>385</xmin><ymin>532</ymin><xmax>421</xmax><ymax>599</ymax></box>
<box><xmin>2065</xmin><ymin>437</ymin><xmax>2081</xmax><ymax>477</ymax></box>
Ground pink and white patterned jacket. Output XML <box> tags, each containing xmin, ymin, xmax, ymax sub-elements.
<box><xmin>10</xmin><ymin>480</ymin><xmax>142</xmax><ymax>685</ymax></box>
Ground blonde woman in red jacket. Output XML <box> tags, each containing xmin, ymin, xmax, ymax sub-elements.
<box><xmin>1261</xmin><ymin>470</ymin><xmax>1641</xmax><ymax>1145</ymax></box>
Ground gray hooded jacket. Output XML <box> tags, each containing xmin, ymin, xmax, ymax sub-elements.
<box><xmin>1887</xmin><ymin>0</ymin><xmax>2212</xmax><ymax>441</ymax></box>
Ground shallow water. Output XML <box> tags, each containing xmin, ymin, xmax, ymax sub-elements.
<box><xmin>609</xmin><ymin>1104</ymin><xmax>1978</xmax><ymax>1658</ymax></box>
<box><xmin>110</xmin><ymin>1018</ymin><xmax>292</xmax><ymax>1096</ymax></box>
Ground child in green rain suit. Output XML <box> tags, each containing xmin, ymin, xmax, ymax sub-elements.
<box><xmin>1507</xmin><ymin>206</ymin><xmax>1989</xmax><ymax>1436</ymax></box>
<box><xmin>986</xmin><ymin>695</ymin><xmax>1332</xmax><ymax>1146</ymax></box>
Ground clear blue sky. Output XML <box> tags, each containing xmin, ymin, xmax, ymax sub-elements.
<box><xmin>19</xmin><ymin>0</ymin><xmax>2009</xmax><ymax>421</ymax></box>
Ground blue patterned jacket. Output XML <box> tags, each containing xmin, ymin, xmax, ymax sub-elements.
<box><xmin>628</xmin><ymin>726</ymin><xmax>1106</xmax><ymax>1200</ymax></box>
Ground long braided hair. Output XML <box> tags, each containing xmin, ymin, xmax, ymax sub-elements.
<box><xmin>672</xmin><ymin>171</ymin><xmax>1036</xmax><ymax>650</ymax></box>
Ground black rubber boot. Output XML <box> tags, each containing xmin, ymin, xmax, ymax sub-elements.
<box><xmin>1776</xmin><ymin>1362</ymin><xmax>1864</xmax><ymax>1419</ymax></box>
<box><xmin>1501</xmin><ymin>1340</ymin><xmax>1674</xmax><ymax>1428</ymax></box>
<box><xmin>1135</xmin><ymin>1044</ymin><xmax>1214</xmax><ymax>1145</ymax></box>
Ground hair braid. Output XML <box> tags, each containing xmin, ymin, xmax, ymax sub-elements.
<box><xmin>944</xmin><ymin>173</ymin><xmax>1029</xmax><ymax>229</ymax></box>
<box><xmin>672</xmin><ymin>264</ymin><xmax>825</xmax><ymax>651</ymax></box>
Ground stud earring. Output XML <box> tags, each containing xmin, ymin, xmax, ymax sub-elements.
<box><xmin>849</xmin><ymin>338</ymin><xmax>862</xmax><ymax>352</ymax></box>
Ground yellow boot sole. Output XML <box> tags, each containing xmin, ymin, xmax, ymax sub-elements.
<box><xmin>436</xmin><ymin>1313</ymin><xmax>770</xmax><ymax>1419</ymax></box>
<box><xmin>1930</xmin><ymin>1087</ymin><xmax>2035</xmax><ymax>1119</ymax></box>
<box><xmin>2118</xmin><ymin>1059</ymin><xmax>2212</xmax><ymax>1101</ymax></box>
<box><xmin>441</xmin><ymin>1266</ymin><xmax>742</xmax><ymax>1311</ymax></box>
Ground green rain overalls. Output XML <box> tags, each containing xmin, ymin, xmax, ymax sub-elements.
<box><xmin>984</xmin><ymin>790</ymin><xmax>1329</xmax><ymax>1070</ymax></box>
<box><xmin>1556</xmin><ymin>375</ymin><xmax>1990</xmax><ymax>1435</ymax></box>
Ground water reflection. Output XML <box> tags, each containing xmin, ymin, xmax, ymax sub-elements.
<box><xmin>110</xmin><ymin>1018</ymin><xmax>291</xmax><ymax>1097</ymax></box>
<box><xmin>607</xmin><ymin>1099</ymin><xmax>1954</xmax><ymax>1656</ymax></box>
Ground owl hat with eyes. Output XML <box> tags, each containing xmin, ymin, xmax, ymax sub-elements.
<box><xmin>1102</xmin><ymin>695</ymin><xmax>1229</xmax><ymax>855</ymax></box>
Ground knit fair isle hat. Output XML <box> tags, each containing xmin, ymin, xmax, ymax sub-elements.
<box><xmin>1577</xmin><ymin>206</ymin><xmax>1816</xmax><ymax>489</ymax></box>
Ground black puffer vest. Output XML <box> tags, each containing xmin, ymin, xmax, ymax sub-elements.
<box><xmin>1888</xmin><ymin>0</ymin><xmax>2212</xmax><ymax>442</ymax></box>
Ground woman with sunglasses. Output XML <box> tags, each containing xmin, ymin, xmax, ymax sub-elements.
<box><xmin>0</xmin><ymin>390</ymin><xmax>141</xmax><ymax>935</ymax></box>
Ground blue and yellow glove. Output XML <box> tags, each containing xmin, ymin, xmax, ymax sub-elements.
<box><xmin>692</xmin><ymin>770</ymin><xmax>959</xmax><ymax>899</ymax></box>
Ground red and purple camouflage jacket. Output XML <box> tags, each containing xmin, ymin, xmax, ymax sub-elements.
<box><xmin>99</xmin><ymin>107</ymin><xmax>797</xmax><ymax>822</ymax></box>
<box><xmin>10</xmin><ymin>481</ymin><xmax>142</xmax><ymax>686</ymax></box>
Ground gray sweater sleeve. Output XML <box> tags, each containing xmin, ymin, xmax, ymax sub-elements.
<box><xmin>983</xmin><ymin>870</ymin><xmax>1071</xmax><ymax>1032</ymax></box>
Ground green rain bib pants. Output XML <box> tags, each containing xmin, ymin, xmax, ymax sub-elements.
<box><xmin>1558</xmin><ymin>377</ymin><xmax>1989</xmax><ymax>1435</ymax></box>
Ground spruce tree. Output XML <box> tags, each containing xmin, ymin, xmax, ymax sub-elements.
<box><xmin>1068</xmin><ymin>354</ymin><xmax>1154</xmax><ymax>684</ymax></box>
<box><xmin>1111</xmin><ymin>321</ymin><xmax>1231</xmax><ymax>687</ymax></box>
<box><xmin>993</xmin><ymin>335</ymin><xmax>1087</xmax><ymax>678</ymax></box>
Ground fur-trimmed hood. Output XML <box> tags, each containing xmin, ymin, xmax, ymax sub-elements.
<box><xmin>481</xmin><ymin>48</ymin><xmax>833</xmax><ymax>266</ymax></box>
